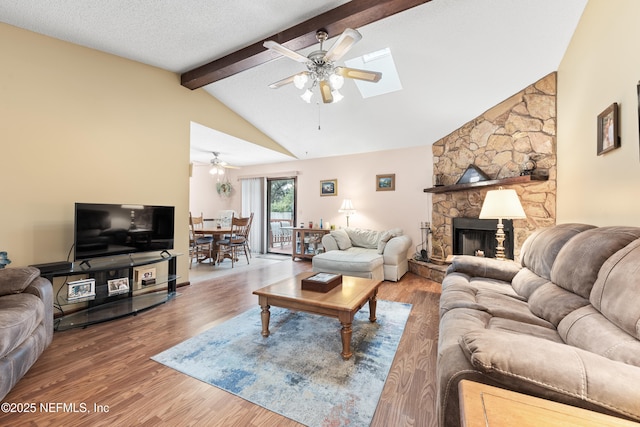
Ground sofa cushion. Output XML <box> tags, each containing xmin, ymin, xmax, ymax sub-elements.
<box><xmin>0</xmin><ymin>267</ymin><xmax>40</xmax><ymax>297</ymax></box>
<box><xmin>520</xmin><ymin>223</ymin><xmax>594</xmax><ymax>281</ymax></box>
<box><xmin>550</xmin><ymin>226</ymin><xmax>640</xmax><ymax>299</ymax></box>
<box><xmin>312</xmin><ymin>248</ymin><xmax>383</xmax><ymax>273</ymax></box>
<box><xmin>590</xmin><ymin>238</ymin><xmax>640</xmax><ymax>340</ymax></box>
<box><xmin>0</xmin><ymin>293</ymin><xmax>45</xmax><ymax>358</ymax></box>
<box><xmin>345</xmin><ymin>228</ymin><xmax>380</xmax><ymax>249</ymax></box>
<box><xmin>330</xmin><ymin>229</ymin><xmax>352</xmax><ymax>250</ymax></box>
<box><xmin>511</xmin><ymin>268</ymin><xmax>551</xmax><ymax>299</ymax></box>
<box><xmin>558</xmin><ymin>305</ymin><xmax>640</xmax><ymax>366</ymax></box>
<box><xmin>528</xmin><ymin>283</ymin><xmax>590</xmax><ymax>327</ymax></box>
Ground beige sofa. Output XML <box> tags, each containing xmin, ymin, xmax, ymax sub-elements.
<box><xmin>312</xmin><ymin>227</ymin><xmax>412</xmax><ymax>281</ymax></box>
<box><xmin>0</xmin><ymin>267</ymin><xmax>53</xmax><ymax>400</ymax></box>
<box><xmin>437</xmin><ymin>224</ymin><xmax>640</xmax><ymax>426</ymax></box>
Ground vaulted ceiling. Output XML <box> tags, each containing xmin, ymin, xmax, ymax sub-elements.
<box><xmin>0</xmin><ymin>0</ymin><xmax>587</xmax><ymax>167</ymax></box>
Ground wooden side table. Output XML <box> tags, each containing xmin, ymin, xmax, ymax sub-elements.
<box><xmin>459</xmin><ymin>380</ymin><xmax>639</xmax><ymax>427</ymax></box>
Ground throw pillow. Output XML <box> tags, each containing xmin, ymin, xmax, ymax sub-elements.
<box><xmin>345</xmin><ymin>228</ymin><xmax>380</xmax><ymax>249</ymax></box>
<box><xmin>377</xmin><ymin>228</ymin><xmax>404</xmax><ymax>254</ymax></box>
<box><xmin>330</xmin><ymin>229</ymin><xmax>352</xmax><ymax>250</ymax></box>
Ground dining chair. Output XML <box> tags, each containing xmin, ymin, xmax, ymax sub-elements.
<box><xmin>270</xmin><ymin>220</ymin><xmax>283</xmax><ymax>248</ymax></box>
<box><xmin>189</xmin><ymin>212</ymin><xmax>213</xmax><ymax>268</ymax></box>
<box><xmin>216</xmin><ymin>214</ymin><xmax>251</xmax><ymax>268</ymax></box>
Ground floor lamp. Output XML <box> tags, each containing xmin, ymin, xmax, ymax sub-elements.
<box><xmin>338</xmin><ymin>199</ymin><xmax>356</xmax><ymax>227</ymax></box>
<box><xmin>479</xmin><ymin>187</ymin><xmax>526</xmax><ymax>260</ymax></box>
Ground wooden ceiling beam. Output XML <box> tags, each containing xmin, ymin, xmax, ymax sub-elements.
<box><xmin>180</xmin><ymin>0</ymin><xmax>432</xmax><ymax>89</ymax></box>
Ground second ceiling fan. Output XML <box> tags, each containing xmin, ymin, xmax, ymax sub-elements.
<box><xmin>264</xmin><ymin>28</ymin><xmax>382</xmax><ymax>104</ymax></box>
<box><xmin>209</xmin><ymin>152</ymin><xmax>238</xmax><ymax>176</ymax></box>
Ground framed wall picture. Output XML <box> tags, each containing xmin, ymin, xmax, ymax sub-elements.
<box><xmin>320</xmin><ymin>179</ymin><xmax>337</xmax><ymax>196</ymax></box>
<box><xmin>597</xmin><ymin>102</ymin><xmax>620</xmax><ymax>155</ymax></box>
<box><xmin>376</xmin><ymin>174</ymin><xmax>395</xmax><ymax>191</ymax></box>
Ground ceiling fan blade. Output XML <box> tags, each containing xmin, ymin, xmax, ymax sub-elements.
<box><xmin>263</xmin><ymin>40</ymin><xmax>309</xmax><ymax>63</ymax></box>
<box><xmin>267</xmin><ymin>71</ymin><xmax>310</xmax><ymax>89</ymax></box>
<box><xmin>324</xmin><ymin>28</ymin><xmax>362</xmax><ymax>62</ymax></box>
<box><xmin>335</xmin><ymin>66</ymin><xmax>382</xmax><ymax>83</ymax></box>
<box><xmin>319</xmin><ymin>80</ymin><xmax>333</xmax><ymax>104</ymax></box>
<box><xmin>222</xmin><ymin>164</ymin><xmax>240</xmax><ymax>169</ymax></box>
<box><xmin>267</xmin><ymin>74</ymin><xmax>296</xmax><ymax>89</ymax></box>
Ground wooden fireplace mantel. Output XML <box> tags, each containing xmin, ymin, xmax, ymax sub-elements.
<box><xmin>423</xmin><ymin>174</ymin><xmax>548</xmax><ymax>194</ymax></box>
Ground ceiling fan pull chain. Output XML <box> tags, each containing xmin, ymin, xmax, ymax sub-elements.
<box><xmin>318</xmin><ymin>102</ymin><xmax>321</xmax><ymax>131</ymax></box>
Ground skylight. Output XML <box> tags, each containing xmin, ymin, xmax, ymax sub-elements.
<box><xmin>345</xmin><ymin>47</ymin><xmax>402</xmax><ymax>98</ymax></box>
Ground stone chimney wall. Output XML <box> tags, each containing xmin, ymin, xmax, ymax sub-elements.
<box><xmin>431</xmin><ymin>72</ymin><xmax>557</xmax><ymax>260</ymax></box>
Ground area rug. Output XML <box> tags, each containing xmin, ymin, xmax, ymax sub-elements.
<box><xmin>151</xmin><ymin>299</ymin><xmax>412</xmax><ymax>426</ymax></box>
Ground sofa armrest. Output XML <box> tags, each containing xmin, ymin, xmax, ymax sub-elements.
<box><xmin>321</xmin><ymin>234</ymin><xmax>339</xmax><ymax>252</ymax></box>
<box><xmin>446</xmin><ymin>255</ymin><xmax>521</xmax><ymax>282</ymax></box>
<box><xmin>24</xmin><ymin>276</ymin><xmax>54</xmax><ymax>345</ymax></box>
<box><xmin>0</xmin><ymin>267</ymin><xmax>41</xmax><ymax>296</ymax></box>
<box><xmin>460</xmin><ymin>329</ymin><xmax>640</xmax><ymax>421</ymax></box>
<box><xmin>382</xmin><ymin>235</ymin><xmax>412</xmax><ymax>265</ymax></box>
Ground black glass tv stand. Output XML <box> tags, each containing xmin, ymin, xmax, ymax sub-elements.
<box><xmin>40</xmin><ymin>252</ymin><xmax>181</xmax><ymax>331</ymax></box>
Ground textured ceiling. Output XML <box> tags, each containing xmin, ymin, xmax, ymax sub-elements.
<box><xmin>0</xmin><ymin>0</ymin><xmax>587</xmax><ymax>167</ymax></box>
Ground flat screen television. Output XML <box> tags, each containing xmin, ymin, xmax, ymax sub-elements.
<box><xmin>74</xmin><ymin>203</ymin><xmax>175</xmax><ymax>261</ymax></box>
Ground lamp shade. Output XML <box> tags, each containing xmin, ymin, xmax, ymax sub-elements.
<box><xmin>479</xmin><ymin>188</ymin><xmax>526</xmax><ymax>219</ymax></box>
<box><xmin>338</xmin><ymin>199</ymin><xmax>356</xmax><ymax>214</ymax></box>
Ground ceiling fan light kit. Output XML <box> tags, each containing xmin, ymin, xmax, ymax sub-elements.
<box><xmin>207</xmin><ymin>152</ymin><xmax>238</xmax><ymax>178</ymax></box>
<box><xmin>264</xmin><ymin>28</ymin><xmax>382</xmax><ymax>104</ymax></box>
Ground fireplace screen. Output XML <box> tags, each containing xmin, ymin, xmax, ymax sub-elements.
<box><xmin>452</xmin><ymin>217</ymin><xmax>514</xmax><ymax>259</ymax></box>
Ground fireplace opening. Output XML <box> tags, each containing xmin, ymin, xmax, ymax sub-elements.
<box><xmin>453</xmin><ymin>217</ymin><xmax>514</xmax><ymax>259</ymax></box>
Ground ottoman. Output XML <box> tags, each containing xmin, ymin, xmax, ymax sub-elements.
<box><xmin>312</xmin><ymin>248</ymin><xmax>384</xmax><ymax>281</ymax></box>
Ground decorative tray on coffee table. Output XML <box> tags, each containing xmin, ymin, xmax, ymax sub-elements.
<box><xmin>301</xmin><ymin>273</ymin><xmax>342</xmax><ymax>292</ymax></box>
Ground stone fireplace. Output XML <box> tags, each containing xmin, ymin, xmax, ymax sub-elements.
<box><xmin>428</xmin><ymin>73</ymin><xmax>558</xmax><ymax>261</ymax></box>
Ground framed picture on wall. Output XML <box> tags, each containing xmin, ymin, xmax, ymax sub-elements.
<box><xmin>376</xmin><ymin>174</ymin><xmax>395</xmax><ymax>191</ymax></box>
<box><xmin>597</xmin><ymin>102</ymin><xmax>620</xmax><ymax>155</ymax></box>
<box><xmin>320</xmin><ymin>179</ymin><xmax>337</xmax><ymax>196</ymax></box>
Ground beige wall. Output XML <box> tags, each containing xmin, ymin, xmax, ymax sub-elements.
<box><xmin>0</xmin><ymin>24</ymin><xmax>282</xmax><ymax>282</ymax></box>
<box><xmin>557</xmin><ymin>0</ymin><xmax>640</xmax><ymax>225</ymax></box>
<box><xmin>191</xmin><ymin>146</ymin><xmax>433</xmax><ymax>254</ymax></box>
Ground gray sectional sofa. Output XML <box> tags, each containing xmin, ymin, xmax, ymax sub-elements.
<box><xmin>437</xmin><ymin>224</ymin><xmax>640</xmax><ymax>426</ymax></box>
<box><xmin>0</xmin><ymin>267</ymin><xmax>53</xmax><ymax>400</ymax></box>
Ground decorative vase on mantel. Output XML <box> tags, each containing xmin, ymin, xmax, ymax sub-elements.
<box><xmin>0</xmin><ymin>252</ymin><xmax>11</xmax><ymax>269</ymax></box>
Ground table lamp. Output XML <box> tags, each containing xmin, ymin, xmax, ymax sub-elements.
<box><xmin>479</xmin><ymin>187</ymin><xmax>526</xmax><ymax>260</ymax></box>
<box><xmin>338</xmin><ymin>199</ymin><xmax>356</xmax><ymax>227</ymax></box>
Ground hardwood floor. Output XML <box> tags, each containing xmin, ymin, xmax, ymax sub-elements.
<box><xmin>0</xmin><ymin>260</ymin><xmax>441</xmax><ymax>427</ymax></box>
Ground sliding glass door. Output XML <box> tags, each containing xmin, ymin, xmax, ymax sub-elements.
<box><xmin>266</xmin><ymin>178</ymin><xmax>296</xmax><ymax>255</ymax></box>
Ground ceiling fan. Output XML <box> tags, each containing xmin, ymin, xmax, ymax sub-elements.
<box><xmin>209</xmin><ymin>152</ymin><xmax>238</xmax><ymax>176</ymax></box>
<box><xmin>264</xmin><ymin>28</ymin><xmax>382</xmax><ymax>104</ymax></box>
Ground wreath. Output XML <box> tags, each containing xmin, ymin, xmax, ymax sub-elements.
<box><xmin>216</xmin><ymin>180</ymin><xmax>233</xmax><ymax>198</ymax></box>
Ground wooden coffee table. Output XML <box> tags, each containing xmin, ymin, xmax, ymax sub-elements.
<box><xmin>252</xmin><ymin>272</ymin><xmax>382</xmax><ymax>360</ymax></box>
